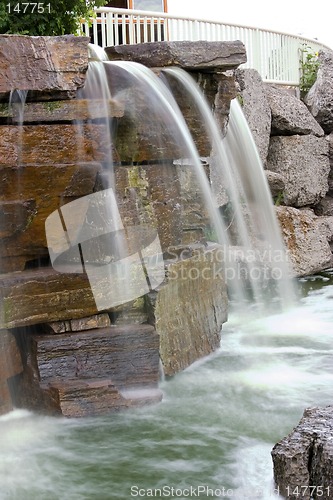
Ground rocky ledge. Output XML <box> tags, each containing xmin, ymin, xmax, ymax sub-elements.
<box><xmin>272</xmin><ymin>406</ymin><xmax>333</xmax><ymax>500</ymax></box>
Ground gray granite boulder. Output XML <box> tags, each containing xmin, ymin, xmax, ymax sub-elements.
<box><xmin>265</xmin><ymin>170</ymin><xmax>286</xmax><ymax>199</ymax></box>
<box><xmin>267</xmin><ymin>135</ymin><xmax>330</xmax><ymax>207</ymax></box>
<box><xmin>272</xmin><ymin>406</ymin><xmax>333</xmax><ymax>500</ymax></box>
<box><xmin>305</xmin><ymin>49</ymin><xmax>333</xmax><ymax>134</ymax></box>
<box><xmin>235</xmin><ymin>68</ymin><xmax>271</xmax><ymax>166</ymax></box>
<box><xmin>276</xmin><ymin>206</ymin><xmax>332</xmax><ymax>276</ymax></box>
<box><xmin>265</xmin><ymin>84</ymin><xmax>324</xmax><ymax>136</ymax></box>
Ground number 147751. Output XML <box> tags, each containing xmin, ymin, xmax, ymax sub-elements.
<box><xmin>286</xmin><ymin>486</ymin><xmax>330</xmax><ymax>497</ymax></box>
<box><xmin>6</xmin><ymin>3</ymin><xmax>51</xmax><ymax>13</ymax></box>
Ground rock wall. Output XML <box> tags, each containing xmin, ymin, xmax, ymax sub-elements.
<box><xmin>0</xmin><ymin>36</ymin><xmax>240</xmax><ymax>416</ymax></box>
<box><xmin>236</xmin><ymin>50</ymin><xmax>333</xmax><ymax>276</ymax></box>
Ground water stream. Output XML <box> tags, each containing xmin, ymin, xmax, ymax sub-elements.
<box><xmin>1</xmin><ymin>274</ymin><xmax>332</xmax><ymax>499</ymax></box>
<box><xmin>1</xmin><ymin>49</ymin><xmax>332</xmax><ymax>499</ymax></box>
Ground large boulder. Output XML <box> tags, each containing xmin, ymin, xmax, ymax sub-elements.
<box><xmin>235</xmin><ymin>69</ymin><xmax>271</xmax><ymax>166</ymax></box>
<box><xmin>265</xmin><ymin>84</ymin><xmax>324</xmax><ymax>137</ymax></box>
<box><xmin>267</xmin><ymin>135</ymin><xmax>330</xmax><ymax>207</ymax></box>
<box><xmin>276</xmin><ymin>206</ymin><xmax>332</xmax><ymax>276</ymax></box>
<box><xmin>272</xmin><ymin>406</ymin><xmax>333</xmax><ymax>500</ymax></box>
<box><xmin>305</xmin><ymin>49</ymin><xmax>333</xmax><ymax>134</ymax></box>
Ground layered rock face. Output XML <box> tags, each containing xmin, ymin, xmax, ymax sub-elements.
<box><xmin>236</xmin><ymin>55</ymin><xmax>333</xmax><ymax>276</ymax></box>
<box><xmin>0</xmin><ymin>37</ymin><xmax>239</xmax><ymax>416</ymax></box>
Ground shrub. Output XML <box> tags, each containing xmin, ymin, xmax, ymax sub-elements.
<box><xmin>299</xmin><ymin>44</ymin><xmax>320</xmax><ymax>99</ymax></box>
<box><xmin>0</xmin><ymin>1</ymin><xmax>107</xmax><ymax>36</ymax></box>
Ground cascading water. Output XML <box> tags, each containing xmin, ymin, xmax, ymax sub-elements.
<box><xmin>161</xmin><ymin>67</ymin><xmax>295</xmax><ymax>309</ymax></box>
<box><xmin>1</xmin><ymin>45</ymin><xmax>332</xmax><ymax>500</ymax></box>
<box><xmin>77</xmin><ymin>51</ymin><xmax>295</xmax><ymax>313</ymax></box>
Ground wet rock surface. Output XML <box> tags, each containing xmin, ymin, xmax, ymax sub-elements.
<box><xmin>0</xmin><ymin>99</ymin><xmax>124</xmax><ymax>123</ymax></box>
<box><xmin>148</xmin><ymin>245</ymin><xmax>228</xmax><ymax>376</ymax></box>
<box><xmin>11</xmin><ymin>324</ymin><xmax>161</xmax><ymax>417</ymax></box>
<box><xmin>0</xmin><ymin>161</ymin><xmax>102</xmax><ymax>272</ymax></box>
<box><xmin>272</xmin><ymin>405</ymin><xmax>333</xmax><ymax>500</ymax></box>
<box><xmin>0</xmin><ymin>330</ymin><xmax>23</xmax><ymax>414</ymax></box>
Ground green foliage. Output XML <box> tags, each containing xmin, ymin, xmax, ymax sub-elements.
<box><xmin>273</xmin><ymin>191</ymin><xmax>284</xmax><ymax>206</ymax></box>
<box><xmin>299</xmin><ymin>44</ymin><xmax>320</xmax><ymax>99</ymax></box>
<box><xmin>0</xmin><ymin>0</ymin><xmax>107</xmax><ymax>36</ymax></box>
<box><xmin>236</xmin><ymin>93</ymin><xmax>244</xmax><ymax>107</ymax></box>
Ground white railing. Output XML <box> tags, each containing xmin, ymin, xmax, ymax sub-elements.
<box><xmin>81</xmin><ymin>7</ymin><xmax>330</xmax><ymax>86</ymax></box>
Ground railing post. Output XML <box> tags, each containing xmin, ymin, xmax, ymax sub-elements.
<box><xmin>252</xmin><ymin>28</ymin><xmax>262</xmax><ymax>76</ymax></box>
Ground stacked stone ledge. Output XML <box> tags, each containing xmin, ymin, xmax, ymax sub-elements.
<box><xmin>0</xmin><ymin>36</ymin><xmax>244</xmax><ymax>416</ymax></box>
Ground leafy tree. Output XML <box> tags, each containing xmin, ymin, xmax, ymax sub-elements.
<box><xmin>0</xmin><ymin>0</ymin><xmax>107</xmax><ymax>36</ymax></box>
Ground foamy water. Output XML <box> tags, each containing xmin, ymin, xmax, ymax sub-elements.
<box><xmin>0</xmin><ymin>276</ymin><xmax>332</xmax><ymax>500</ymax></box>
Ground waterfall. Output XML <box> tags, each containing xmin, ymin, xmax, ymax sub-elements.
<box><xmin>78</xmin><ymin>48</ymin><xmax>295</xmax><ymax>313</ymax></box>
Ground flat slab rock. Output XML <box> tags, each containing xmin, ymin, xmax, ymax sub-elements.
<box><xmin>32</xmin><ymin>324</ymin><xmax>160</xmax><ymax>390</ymax></box>
<box><xmin>48</xmin><ymin>379</ymin><xmax>162</xmax><ymax>418</ymax></box>
<box><xmin>105</xmin><ymin>40</ymin><xmax>247</xmax><ymax>71</ymax></box>
<box><xmin>0</xmin><ymin>35</ymin><xmax>89</xmax><ymax>100</ymax></box>
<box><xmin>272</xmin><ymin>406</ymin><xmax>333</xmax><ymax>500</ymax></box>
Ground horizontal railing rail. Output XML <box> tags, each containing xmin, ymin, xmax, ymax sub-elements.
<box><xmin>81</xmin><ymin>7</ymin><xmax>330</xmax><ymax>86</ymax></box>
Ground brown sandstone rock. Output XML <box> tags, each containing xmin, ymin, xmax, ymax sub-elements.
<box><xmin>0</xmin><ymin>99</ymin><xmax>124</xmax><ymax>123</ymax></box>
<box><xmin>147</xmin><ymin>244</ymin><xmax>228</xmax><ymax>376</ymax></box>
<box><xmin>0</xmin><ymin>330</ymin><xmax>23</xmax><ymax>415</ymax></box>
<box><xmin>0</xmin><ymin>268</ymin><xmax>96</xmax><ymax>329</ymax></box>
<box><xmin>10</xmin><ymin>323</ymin><xmax>161</xmax><ymax>417</ymax></box>
<box><xmin>0</xmin><ymin>35</ymin><xmax>89</xmax><ymax>101</ymax></box>
<box><xmin>32</xmin><ymin>325</ymin><xmax>159</xmax><ymax>389</ymax></box>
<box><xmin>0</xmin><ymin>124</ymin><xmax>110</xmax><ymax>166</ymax></box>
<box><xmin>46</xmin><ymin>313</ymin><xmax>111</xmax><ymax>334</ymax></box>
<box><xmin>0</xmin><ymin>162</ymin><xmax>102</xmax><ymax>271</ymax></box>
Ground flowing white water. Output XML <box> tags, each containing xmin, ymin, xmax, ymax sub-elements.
<box><xmin>1</xmin><ymin>276</ymin><xmax>332</xmax><ymax>499</ymax></box>
<box><xmin>162</xmin><ymin>68</ymin><xmax>294</xmax><ymax>309</ymax></box>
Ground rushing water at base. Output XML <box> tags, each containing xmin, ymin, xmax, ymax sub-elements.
<box><xmin>1</xmin><ymin>274</ymin><xmax>332</xmax><ymax>500</ymax></box>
